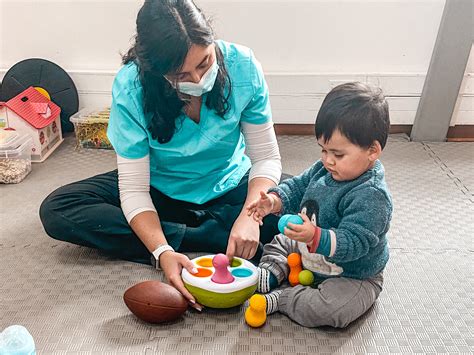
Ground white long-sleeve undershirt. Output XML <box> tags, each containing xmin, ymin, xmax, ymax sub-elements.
<box><xmin>117</xmin><ymin>154</ymin><xmax>156</xmax><ymax>223</ymax></box>
<box><xmin>117</xmin><ymin>121</ymin><xmax>281</xmax><ymax>223</ymax></box>
<box><xmin>241</xmin><ymin>121</ymin><xmax>281</xmax><ymax>185</ymax></box>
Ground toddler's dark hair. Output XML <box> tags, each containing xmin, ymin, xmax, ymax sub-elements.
<box><xmin>315</xmin><ymin>82</ymin><xmax>390</xmax><ymax>149</ymax></box>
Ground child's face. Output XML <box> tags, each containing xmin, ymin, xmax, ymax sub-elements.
<box><xmin>318</xmin><ymin>129</ymin><xmax>381</xmax><ymax>181</ymax></box>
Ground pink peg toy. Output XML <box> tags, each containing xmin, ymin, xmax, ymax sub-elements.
<box><xmin>211</xmin><ymin>253</ymin><xmax>235</xmax><ymax>284</ymax></box>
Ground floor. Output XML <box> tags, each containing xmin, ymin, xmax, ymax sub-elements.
<box><xmin>1</xmin><ymin>134</ymin><xmax>473</xmax><ymax>354</ymax></box>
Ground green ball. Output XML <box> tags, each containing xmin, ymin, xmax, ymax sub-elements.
<box><xmin>298</xmin><ymin>270</ymin><xmax>314</xmax><ymax>286</ymax></box>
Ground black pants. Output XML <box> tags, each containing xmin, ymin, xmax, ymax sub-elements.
<box><xmin>39</xmin><ymin>170</ymin><xmax>280</xmax><ymax>264</ymax></box>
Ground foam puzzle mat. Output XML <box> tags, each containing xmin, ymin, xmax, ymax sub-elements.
<box><xmin>1</xmin><ymin>135</ymin><xmax>472</xmax><ymax>354</ymax></box>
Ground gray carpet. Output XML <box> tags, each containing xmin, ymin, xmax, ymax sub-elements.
<box><xmin>1</xmin><ymin>134</ymin><xmax>473</xmax><ymax>354</ymax></box>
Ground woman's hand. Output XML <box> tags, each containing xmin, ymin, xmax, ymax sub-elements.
<box><xmin>246</xmin><ymin>191</ymin><xmax>278</xmax><ymax>225</ymax></box>
<box><xmin>283</xmin><ymin>213</ymin><xmax>315</xmax><ymax>244</ymax></box>
<box><xmin>226</xmin><ymin>214</ymin><xmax>260</xmax><ymax>260</ymax></box>
<box><xmin>159</xmin><ymin>251</ymin><xmax>203</xmax><ymax>311</ymax></box>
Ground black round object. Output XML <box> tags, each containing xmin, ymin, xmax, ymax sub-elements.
<box><xmin>0</xmin><ymin>58</ymin><xmax>79</xmax><ymax>132</ymax></box>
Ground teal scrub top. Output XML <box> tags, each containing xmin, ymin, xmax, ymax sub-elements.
<box><xmin>107</xmin><ymin>40</ymin><xmax>272</xmax><ymax>204</ymax></box>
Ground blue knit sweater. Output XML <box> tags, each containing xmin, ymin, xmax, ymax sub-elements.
<box><xmin>269</xmin><ymin>160</ymin><xmax>392</xmax><ymax>279</ymax></box>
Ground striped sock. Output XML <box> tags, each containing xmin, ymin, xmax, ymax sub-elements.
<box><xmin>257</xmin><ymin>267</ymin><xmax>278</xmax><ymax>293</ymax></box>
<box><xmin>263</xmin><ymin>289</ymin><xmax>283</xmax><ymax>314</ymax></box>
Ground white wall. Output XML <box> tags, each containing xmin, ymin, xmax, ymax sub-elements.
<box><xmin>451</xmin><ymin>46</ymin><xmax>474</xmax><ymax>126</ymax></box>
<box><xmin>1</xmin><ymin>0</ymin><xmax>472</xmax><ymax>125</ymax></box>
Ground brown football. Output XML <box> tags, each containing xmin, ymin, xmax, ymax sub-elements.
<box><xmin>123</xmin><ymin>280</ymin><xmax>188</xmax><ymax>323</ymax></box>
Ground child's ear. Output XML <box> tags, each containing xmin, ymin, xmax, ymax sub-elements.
<box><xmin>368</xmin><ymin>141</ymin><xmax>382</xmax><ymax>162</ymax></box>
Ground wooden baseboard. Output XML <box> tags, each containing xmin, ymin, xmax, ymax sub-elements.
<box><xmin>274</xmin><ymin>124</ymin><xmax>474</xmax><ymax>141</ymax></box>
<box><xmin>274</xmin><ymin>124</ymin><xmax>314</xmax><ymax>135</ymax></box>
<box><xmin>389</xmin><ymin>125</ymin><xmax>413</xmax><ymax>135</ymax></box>
<box><xmin>274</xmin><ymin>124</ymin><xmax>413</xmax><ymax>136</ymax></box>
<box><xmin>447</xmin><ymin>125</ymin><xmax>474</xmax><ymax>142</ymax></box>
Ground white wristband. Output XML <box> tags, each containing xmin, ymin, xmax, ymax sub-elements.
<box><xmin>151</xmin><ymin>244</ymin><xmax>174</xmax><ymax>270</ymax></box>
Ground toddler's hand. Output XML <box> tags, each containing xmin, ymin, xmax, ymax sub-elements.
<box><xmin>246</xmin><ymin>191</ymin><xmax>276</xmax><ymax>225</ymax></box>
<box><xmin>284</xmin><ymin>213</ymin><xmax>316</xmax><ymax>244</ymax></box>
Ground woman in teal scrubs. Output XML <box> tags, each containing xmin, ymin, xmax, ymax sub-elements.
<box><xmin>39</xmin><ymin>0</ymin><xmax>282</xmax><ymax>306</ymax></box>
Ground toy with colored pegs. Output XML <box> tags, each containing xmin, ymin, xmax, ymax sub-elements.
<box><xmin>181</xmin><ymin>253</ymin><xmax>258</xmax><ymax>308</ymax></box>
<box><xmin>278</xmin><ymin>214</ymin><xmax>304</xmax><ymax>234</ymax></box>
<box><xmin>287</xmin><ymin>253</ymin><xmax>303</xmax><ymax>286</ymax></box>
<box><xmin>245</xmin><ymin>294</ymin><xmax>267</xmax><ymax>327</ymax></box>
<box><xmin>211</xmin><ymin>253</ymin><xmax>235</xmax><ymax>284</ymax></box>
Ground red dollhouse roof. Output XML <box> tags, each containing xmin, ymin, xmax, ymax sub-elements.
<box><xmin>1</xmin><ymin>87</ymin><xmax>61</xmax><ymax>129</ymax></box>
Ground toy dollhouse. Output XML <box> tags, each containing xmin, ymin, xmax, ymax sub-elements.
<box><xmin>0</xmin><ymin>87</ymin><xmax>63</xmax><ymax>162</ymax></box>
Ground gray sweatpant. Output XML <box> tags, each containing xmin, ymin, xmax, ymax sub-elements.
<box><xmin>259</xmin><ymin>234</ymin><xmax>384</xmax><ymax>328</ymax></box>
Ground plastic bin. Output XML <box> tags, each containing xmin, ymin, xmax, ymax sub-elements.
<box><xmin>0</xmin><ymin>130</ymin><xmax>33</xmax><ymax>184</ymax></box>
<box><xmin>70</xmin><ymin>107</ymin><xmax>113</xmax><ymax>150</ymax></box>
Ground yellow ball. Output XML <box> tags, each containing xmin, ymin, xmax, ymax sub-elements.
<box><xmin>298</xmin><ymin>270</ymin><xmax>314</xmax><ymax>286</ymax></box>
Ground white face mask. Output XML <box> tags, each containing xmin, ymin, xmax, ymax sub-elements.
<box><xmin>167</xmin><ymin>59</ymin><xmax>219</xmax><ymax>97</ymax></box>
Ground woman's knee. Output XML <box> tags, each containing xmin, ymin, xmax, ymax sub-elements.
<box><xmin>39</xmin><ymin>188</ymin><xmax>68</xmax><ymax>241</ymax></box>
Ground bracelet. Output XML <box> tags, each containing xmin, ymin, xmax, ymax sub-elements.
<box><xmin>151</xmin><ymin>244</ymin><xmax>174</xmax><ymax>270</ymax></box>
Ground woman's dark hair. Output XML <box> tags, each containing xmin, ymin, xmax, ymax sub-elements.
<box><xmin>123</xmin><ymin>0</ymin><xmax>232</xmax><ymax>143</ymax></box>
<box><xmin>315</xmin><ymin>82</ymin><xmax>390</xmax><ymax>149</ymax></box>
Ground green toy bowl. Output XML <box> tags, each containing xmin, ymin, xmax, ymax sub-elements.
<box><xmin>181</xmin><ymin>255</ymin><xmax>258</xmax><ymax>309</ymax></box>
<box><xmin>184</xmin><ymin>283</ymin><xmax>257</xmax><ymax>308</ymax></box>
